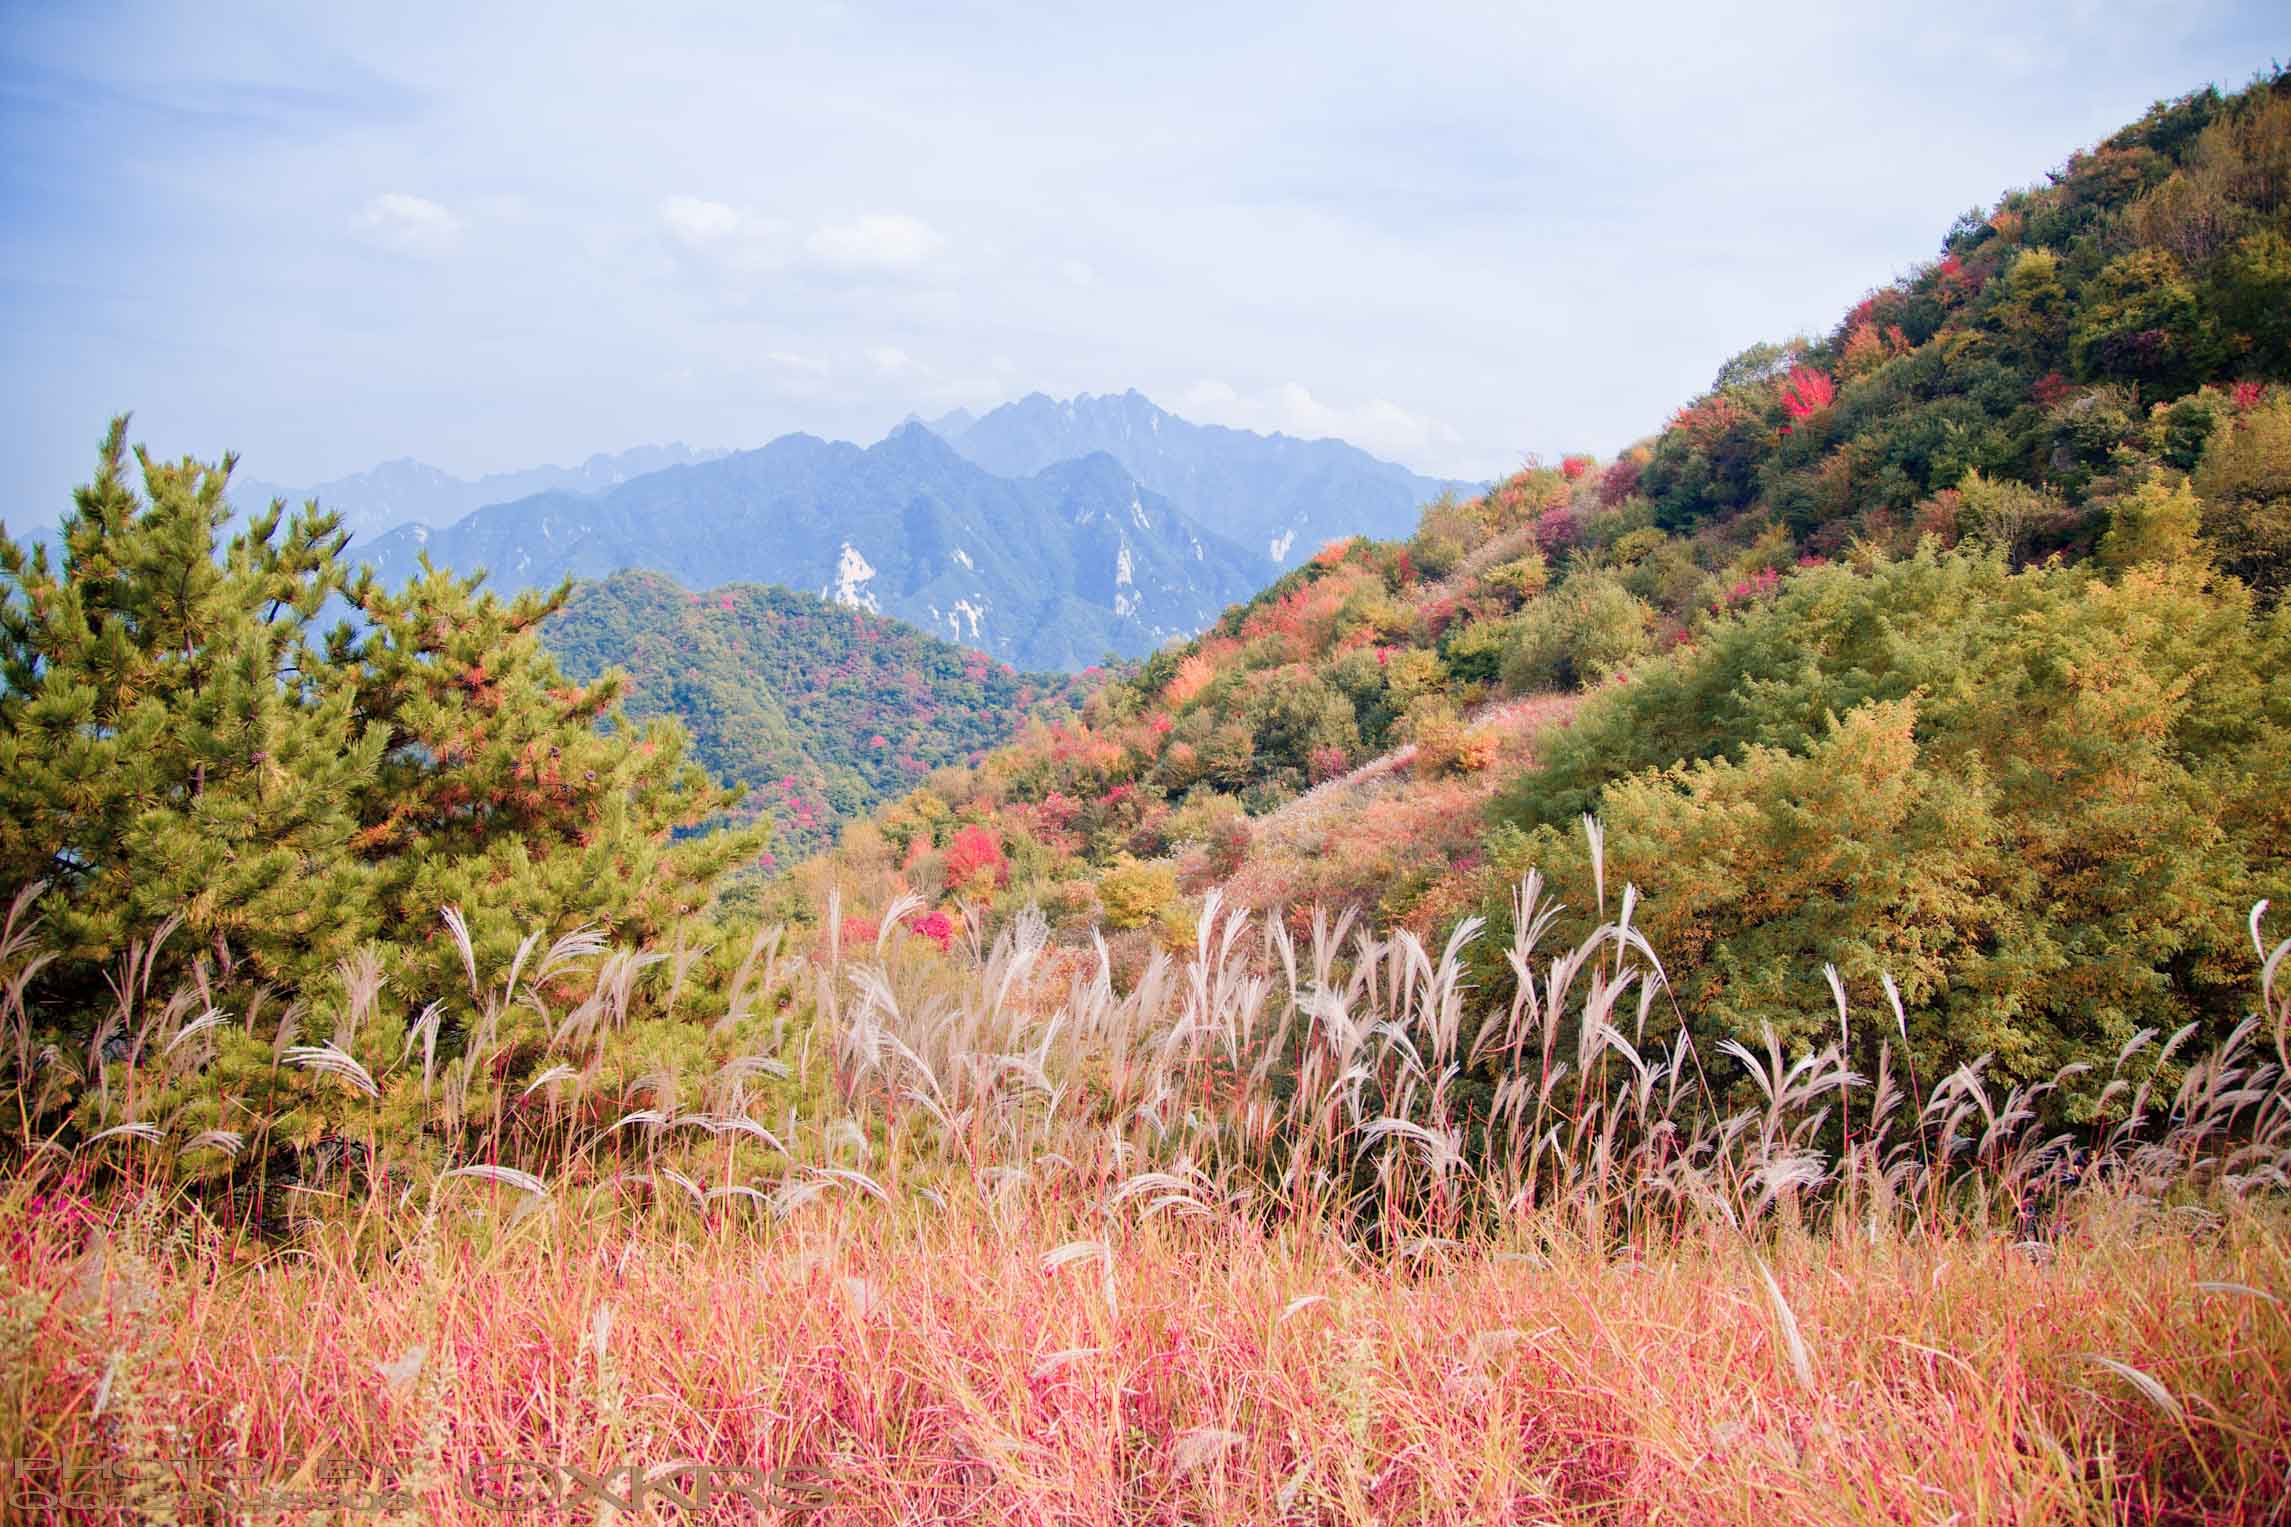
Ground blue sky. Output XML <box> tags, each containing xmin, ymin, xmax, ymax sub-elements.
<box><xmin>2</xmin><ymin>0</ymin><xmax>2283</xmax><ymax>515</ymax></box>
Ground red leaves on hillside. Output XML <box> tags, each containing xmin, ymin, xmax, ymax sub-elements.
<box><xmin>1534</xmin><ymin>507</ymin><xmax>1579</xmax><ymax>555</ymax></box>
<box><xmin>944</xmin><ymin>824</ymin><xmax>1007</xmax><ymax>890</ymax></box>
<box><xmin>1714</xmin><ymin>567</ymin><xmax>1781</xmax><ymax>610</ymax></box>
<box><xmin>1165</xmin><ymin>653</ymin><xmax>1215</xmax><ymax>707</ymax></box>
<box><xmin>1598</xmin><ymin>456</ymin><xmax>1642</xmax><ymax>507</ymax></box>
<box><xmin>1780</xmin><ymin>366</ymin><xmax>1835</xmax><ymax>419</ymax></box>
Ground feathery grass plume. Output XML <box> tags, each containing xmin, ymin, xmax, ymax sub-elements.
<box><xmin>2085</xmin><ymin>1355</ymin><xmax>2183</xmax><ymax>1420</ymax></box>
<box><xmin>282</xmin><ymin>1042</ymin><xmax>381</xmax><ymax>1097</ymax></box>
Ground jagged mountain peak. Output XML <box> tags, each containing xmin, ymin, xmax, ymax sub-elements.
<box><xmin>355</xmin><ymin>425</ymin><xmax>1264</xmax><ymax>671</ymax></box>
<box><xmin>935</xmin><ymin>389</ymin><xmax>1476</xmax><ymax>568</ymax></box>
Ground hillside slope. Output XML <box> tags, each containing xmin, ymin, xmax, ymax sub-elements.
<box><xmin>795</xmin><ymin>71</ymin><xmax>2291</xmax><ymax>1099</ymax></box>
<box><xmin>542</xmin><ymin>570</ymin><xmax>1094</xmax><ymax>858</ymax></box>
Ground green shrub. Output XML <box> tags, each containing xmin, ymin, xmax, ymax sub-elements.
<box><xmin>1489</xmin><ymin>546</ymin><xmax>2291</xmax><ymax>1095</ymax></box>
<box><xmin>1480</xmin><ymin>551</ymin><xmax>1550</xmax><ymax>602</ymax></box>
<box><xmin>2193</xmin><ymin>394</ymin><xmax>2291</xmax><ymax>599</ymax></box>
<box><xmin>1097</xmin><ymin>855</ymin><xmax>1178</xmax><ymax>931</ymax></box>
<box><xmin>1497</xmin><ymin>576</ymin><xmax>1654</xmax><ymax>692</ymax></box>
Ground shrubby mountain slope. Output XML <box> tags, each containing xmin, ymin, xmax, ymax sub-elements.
<box><xmin>931</xmin><ymin>389</ymin><xmax>1478</xmax><ymax>567</ymax></box>
<box><xmin>359</xmin><ymin>424</ymin><xmax>1265</xmax><ymax>670</ymax></box>
<box><xmin>541</xmin><ymin>570</ymin><xmax>1093</xmax><ymax>857</ymax></box>
<box><xmin>799</xmin><ymin>71</ymin><xmax>2291</xmax><ymax>1100</ymax></box>
<box><xmin>233</xmin><ymin>441</ymin><xmax>726</xmax><ymax>538</ymax></box>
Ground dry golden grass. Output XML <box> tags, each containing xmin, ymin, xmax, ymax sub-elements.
<box><xmin>6</xmin><ymin>864</ymin><xmax>2289</xmax><ymax>1523</ymax></box>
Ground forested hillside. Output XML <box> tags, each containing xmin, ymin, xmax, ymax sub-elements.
<box><xmin>542</xmin><ymin>570</ymin><xmax>1095</xmax><ymax>857</ymax></box>
<box><xmin>798</xmin><ymin>71</ymin><xmax>2291</xmax><ymax>1101</ymax></box>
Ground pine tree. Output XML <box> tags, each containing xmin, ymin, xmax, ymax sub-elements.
<box><xmin>0</xmin><ymin>419</ymin><xmax>765</xmax><ymax>1073</ymax></box>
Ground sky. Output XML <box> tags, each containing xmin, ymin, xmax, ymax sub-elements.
<box><xmin>2</xmin><ymin>0</ymin><xmax>2284</xmax><ymax>515</ymax></box>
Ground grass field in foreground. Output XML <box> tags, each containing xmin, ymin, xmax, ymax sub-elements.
<box><xmin>7</xmin><ymin>884</ymin><xmax>2290</xmax><ymax>1523</ymax></box>
<box><xmin>5</xmin><ymin>1183</ymin><xmax>2286</xmax><ymax>1525</ymax></box>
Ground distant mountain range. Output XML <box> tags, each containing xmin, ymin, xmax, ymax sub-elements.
<box><xmin>926</xmin><ymin>390</ymin><xmax>1479</xmax><ymax>568</ymax></box>
<box><xmin>234</xmin><ymin>442</ymin><xmax>728</xmax><ymax>538</ymax></box>
<box><xmin>223</xmin><ymin>391</ymin><xmax>1468</xmax><ymax>672</ymax></box>
<box><xmin>355</xmin><ymin>424</ymin><xmax>1267</xmax><ymax>670</ymax></box>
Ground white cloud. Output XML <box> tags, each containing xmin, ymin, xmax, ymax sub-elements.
<box><xmin>806</xmin><ymin>212</ymin><xmax>945</xmax><ymax>270</ymax></box>
<box><xmin>353</xmin><ymin>193</ymin><xmax>462</xmax><ymax>258</ymax></box>
<box><xmin>1180</xmin><ymin>379</ymin><xmax>1240</xmax><ymax>412</ymax></box>
<box><xmin>658</xmin><ymin>196</ymin><xmax>789</xmax><ymax>273</ymax></box>
<box><xmin>660</xmin><ymin>195</ymin><xmax>745</xmax><ymax>244</ymax></box>
<box><xmin>1059</xmin><ymin>258</ymin><xmax>1095</xmax><ymax>287</ymax></box>
<box><xmin>866</xmin><ymin>345</ymin><xmax>915</xmax><ymax>374</ymax></box>
<box><xmin>1178</xmin><ymin>380</ymin><xmax>1459</xmax><ymax>464</ymax></box>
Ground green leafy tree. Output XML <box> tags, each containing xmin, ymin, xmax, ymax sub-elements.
<box><xmin>2071</xmin><ymin>249</ymin><xmax>2212</xmax><ymax>390</ymax></box>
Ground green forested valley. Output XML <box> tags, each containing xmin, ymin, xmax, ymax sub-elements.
<box><xmin>542</xmin><ymin>569</ymin><xmax>1095</xmax><ymax>858</ymax></box>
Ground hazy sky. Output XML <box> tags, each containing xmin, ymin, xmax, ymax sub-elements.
<box><xmin>3</xmin><ymin>1</ymin><xmax>2283</xmax><ymax>515</ymax></box>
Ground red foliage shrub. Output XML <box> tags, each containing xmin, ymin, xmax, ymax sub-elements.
<box><xmin>1668</xmin><ymin>394</ymin><xmax>1751</xmax><ymax>445</ymax></box>
<box><xmin>910</xmin><ymin>909</ymin><xmax>956</xmax><ymax>951</ymax></box>
<box><xmin>1598</xmin><ymin>456</ymin><xmax>1642</xmax><ymax>507</ymax></box>
<box><xmin>943</xmin><ymin>825</ymin><xmax>1007</xmax><ymax>889</ymax></box>
<box><xmin>1780</xmin><ymin>366</ymin><xmax>1835</xmax><ymax>419</ymax></box>
<box><xmin>1715</xmin><ymin>567</ymin><xmax>1781</xmax><ymax>609</ymax></box>
<box><xmin>1164</xmin><ymin>653</ymin><xmax>1215</xmax><ymax>707</ymax></box>
<box><xmin>1534</xmin><ymin>507</ymin><xmax>1579</xmax><ymax>555</ymax></box>
<box><xmin>2032</xmin><ymin>372</ymin><xmax>2074</xmax><ymax>407</ymax></box>
<box><xmin>1204</xmin><ymin>820</ymin><xmax>1252</xmax><ymax>881</ymax></box>
<box><xmin>2233</xmin><ymin>381</ymin><xmax>2267</xmax><ymax>410</ymax></box>
<box><xmin>1307</xmin><ymin>744</ymin><xmax>1350</xmax><ymax>785</ymax></box>
<box><xmin>1560</xmin><ymin>454</ymin><xmax>1594</xmax><ymax>481</ymax></box>
<box><xmin>839</xmin><ymin>916</ymin><xmax>879</xmax><ymax>949</ymax></box>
